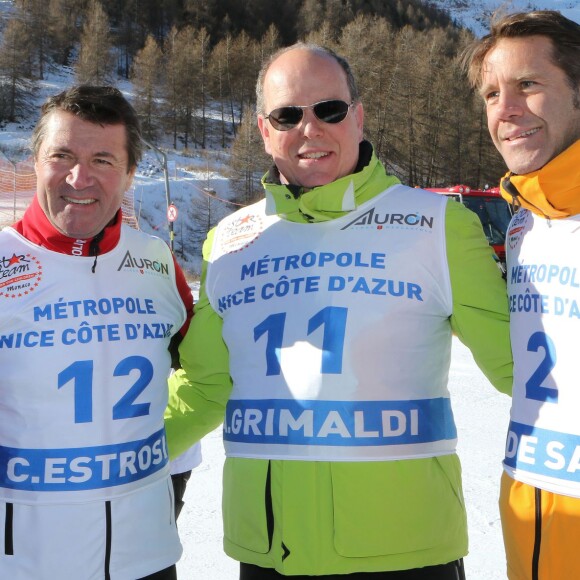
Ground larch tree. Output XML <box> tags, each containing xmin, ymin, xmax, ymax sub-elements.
<box><xmin>229</xmin><ymin>104</ymin><xmax>269</xmax><ymax>206</ymax></box>
<box><xmin>210</xmin><ymin>33</ymin><xmax>238</xmax><ymax>137</ymax></box>
<box><xmin>131</xmin><ymin>34</ymin><xmax>163</xmax><ymax>141</ymax></box>
<box><xmin>304</xmin><ymin>20</ymin><xmax>337</xmax><ymax>47</ymax></box>
<box><xmin>161</xmin><ymin>26</ymin><xmax>199</xmax><ymax>149</ymax></box>
<box><xmin>258</xmin><ymin>24</ymin><xmax>281</xmax><ymax>64</ymax></box>
<box><xmin>0</xmin><ymin>18</ymin><xmax>33</xmax><ymax>122</ymax></box>
<box><xmin>15</xmin><ymin>0</ymin><xmax>49</xmax><ymax>79</ymax></box>
<box><xmin>208</xmin><ymin>37</ymin><xmax>230</xmax><ymax>148</ymax></box>
<box><xmin>229</xmin><ymin>31</ymin><xmax>261</xmax><ymax>129</ymax></box>
<box><xmin>182</xmin><ymin>0</ymin><xmax>219</xmax><ymax>35</ymax></box>
<box><xmin>296</xmin><ymin>0</ymin><xmax>330</xmax><ymax>40</ymax></box>
<box><xmin>47</xmin><ymin>0</ymin><xmax>84</xmax><ymax>67</ymax></box>
<box><xmin>75</xmin><ymin>0</ymin><xmax>114</xmax><ymax>85</ymax></box>
<box><xmin>190</xmin><ymin>27</ymin><xmax>211</xmax><ymax>149</ymax></box>
<box><xmin>337</xmin><ymin>15</ymin><xmax>397</xmax><ymax>165</ymax></box>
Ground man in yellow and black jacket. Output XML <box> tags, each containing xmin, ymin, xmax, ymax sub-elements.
<box><xmin>464</xmin><ymin>10</ymin><xmax>580</xmax><ymax>580</ymax></box>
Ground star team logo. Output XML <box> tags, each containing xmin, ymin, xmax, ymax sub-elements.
<box><xmin>219</xmin><ymin>212</ymin><xmax>265</xmax><ymax>253</ymax></box>
<box><xmin>507</xmin><ymin>210</ymin><xmax>528</xmax><ymax>250</ymax></box>
<box><xmin>0</xmin><ymin>252</ymin><xmax>43</xmax><ymax>299</ymax></box>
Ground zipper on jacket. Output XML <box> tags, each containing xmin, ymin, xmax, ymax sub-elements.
<box><xmin>167</xmin><ymin>477</ymin><xmax>175</xmax><ymax>526</ymax></box>
<box><xmin>265</xmin><ymin>461</ymin><xmax>274</xmax><ymax>551</ymax></box>
<box><xmin>532</xmin><ymin>487</ymin><xmax>542</xmax><ymax>580</ymax></box>
<box><xmin>4</xmin><ymin>503</ymin><xmax>13</xmax><ymax>555</ymax></box>
<box><xmin>89</xmin><ymin>229</ymin><xmax>105</xmax><ymax>273</ymax></box>
<box><xmin>502</xmin><ymin>176</ymin><xmax>552</xmax><ymax>225</ymax></box>
<box><xmin>104</xmin><ymin>501</ymin><xmax>112</xmax><ymax>580</ymax></box>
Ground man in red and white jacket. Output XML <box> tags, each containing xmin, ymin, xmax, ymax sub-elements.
<box><xmin>0</xmin><ymin>85</ymin><xmax>193</xmax><ymax>580</ymax></box>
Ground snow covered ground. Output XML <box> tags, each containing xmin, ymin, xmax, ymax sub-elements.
<box><xmin>429</xmin><ymin>0</ymin><xmax>580</xmax><ymax>36</ymax></box>
<box><xmin>176</xmin><ymin>336</ymin><xmax>512</xmax><ymax>579</ymax></box>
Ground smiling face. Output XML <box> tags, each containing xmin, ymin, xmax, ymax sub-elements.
<box><xmin>257</xmin><ymin>48</ymin><xmax>364</xmax><ymax>188</ymax></box>
<box><xmin>481</xmin><ymin>35</ymin><xmax>580</xmax><ymax>174</ymax></box>
<box><xmin>34</xmin><ymin>111</ymin><xmax>136</xmax><ymax>239</ymax></box>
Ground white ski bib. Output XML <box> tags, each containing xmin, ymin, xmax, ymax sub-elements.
<box><xmin>206</xmin><ymin>185</ymin><xmax>457</xmax><ymax>461</ymax></box>
<box><xmin>505</xmin><ymin>209</ymin><xmax>580</xmax><ymax>496</ymax></box>
<box><xmin>0</xmin><ymin>226</ymin><xmax>186</xmax><ymax>504</ymax></box>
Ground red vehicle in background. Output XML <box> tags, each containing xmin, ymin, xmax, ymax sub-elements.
<box><xmin>426</xmin><ymin>185</ymin><xmax>513</xmax><ymax>269</ymax></box>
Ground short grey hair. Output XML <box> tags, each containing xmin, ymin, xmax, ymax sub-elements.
<box><xmin>255</xmin><ymin>42</ymin><xmax>360</xmax><ymax>116</ymax></box>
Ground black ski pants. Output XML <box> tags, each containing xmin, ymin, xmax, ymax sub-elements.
<box><xmin>139</xmin><ymin>565</ymin><xmax>178</xmax><ymax>580</ymax></box>
<box><xmin>240</xmin><ymin>559</ymin><xmax>466</xmax><ymax>580</ymax></box>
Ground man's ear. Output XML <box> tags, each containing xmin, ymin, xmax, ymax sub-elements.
<box><xmin>257</xmin><ymin>115</ymin><xmax>272</xmax><ymax>156</ymax></box>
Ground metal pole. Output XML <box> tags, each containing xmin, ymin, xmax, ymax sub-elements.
<box><xmin>161</xmin><ymin>149</ymin><xmax>174</xmax><ymax>252</ymax></box>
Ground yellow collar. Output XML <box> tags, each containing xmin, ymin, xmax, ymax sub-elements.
<box><xmin>500</xmin><ymin>139</ymin><xmax>580</xmax><ymax>218</ymax></box>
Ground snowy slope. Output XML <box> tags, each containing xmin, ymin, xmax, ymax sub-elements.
<box><xmin>429</xmin><ymin>0</ymin><xmax>580</xmax><ymax>36</ymax></box>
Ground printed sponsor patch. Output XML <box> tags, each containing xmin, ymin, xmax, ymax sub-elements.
<box><xmin>508</xmin><ymin>211</ymin><xmax>528</xmax><ymax>249</ymax></box>
<box><xmin>341</xmin><ymin>208</ymin><xmax>435</xmax><ymax>231</ymax></box>
<box><xmin>117</xmin><ymin>250</ymin><xmax>170</xmax><ymax>277</ymax></box>
<box><xmin>0</xmin><ymin>253</ymin><xmax>43</xmax><ymax>299</ymax></box>
<box><xmin>219</xmin><ymin>212</ymin><xmax>265</xmax><ymax>253</ymax></box>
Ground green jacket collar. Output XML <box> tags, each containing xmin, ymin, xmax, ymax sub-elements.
<box><xmin>261</xmin><ymin>141</ymin><xmax>400</xmax><ymax>223</ymax></box>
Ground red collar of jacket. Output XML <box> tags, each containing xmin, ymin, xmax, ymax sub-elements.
<box><xmin>13</xmin><ymin>195</ymin><xmax>122</xmax><ymax>255</ymax></box>
<box><xmin>13</xmin><ymin>195</ymin><xmax>195</xmax><ymax>336</ymax></box>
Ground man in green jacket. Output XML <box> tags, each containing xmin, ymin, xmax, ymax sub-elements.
<box><xmin>167</xmin><ymin>43</ymin><xmax>512</xmax><ymax>579</ymax></box>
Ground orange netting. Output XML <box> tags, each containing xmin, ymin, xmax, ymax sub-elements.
<box><xmin>0</xmin><ymin>155</ymin><xmax>139</xmax><ymax>230</ymax></box>
<box><xmin>0</xmin><ymin>157</ymin><xmax>36</xmax><ymax>228</ymax></box>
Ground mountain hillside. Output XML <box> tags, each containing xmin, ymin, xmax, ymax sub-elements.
<box><xmin>429</xmin><ymin>0</ymin><xmax>579</xmax><ymax>35</ymax></box>
<box><xmin>0</xmin><ymin>0</ymin><xmax>578</xmax><ymax>279</ymax></box>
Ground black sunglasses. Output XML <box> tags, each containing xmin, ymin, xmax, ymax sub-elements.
<box><xmin>265</xmin><ymin>99</ymin><xmax>354</xmax><ymax>131</ymax></box>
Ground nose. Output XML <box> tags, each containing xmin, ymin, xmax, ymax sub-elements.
<box><xmin>495</xmin><ymin>91</ymin><xmax>524</xmax><ymax>120</ymax></box>
<box><xmin>66</xmin><ymin>163</ymin><xmax>93</xmax><ymax>189</ymax></box>
<box><xmin>300</xmin><ymin>109</ymin><xmax>324</xmax><ymax>138</ymax></box>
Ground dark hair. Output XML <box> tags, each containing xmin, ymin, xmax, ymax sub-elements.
<box><xmin>32</xmin><ymin>85</ymin><xmax>142</xmax><ymax>170</ymax></box>
<box><xmin>462</xmin><ymin>11</ymin><xmax>580</xmax><ymax>94</ymax></box>
<box><xmin>255</xmin><ymin>42</ymin><xmax>360</xmax><ymax>115</ymax></box>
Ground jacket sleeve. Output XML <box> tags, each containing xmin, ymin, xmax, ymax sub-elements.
<box><xmin>168</xmin><ymin>254</ymin><xmax>194</xmax><ymax>369</ymax></box>
<box><xmin>446</xmin><ymin>199</ymin><xmax>513</xmax><ymax>396</ymax></box>
<box><xmin>165</xmin><ymin>229</ymin><xmax>233</xmax><ymax>458</ymax></box>
<box><xmin>172</xmin><ymin>253</ymin><xmax>194</xmax><ymax>336</ymax></box>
